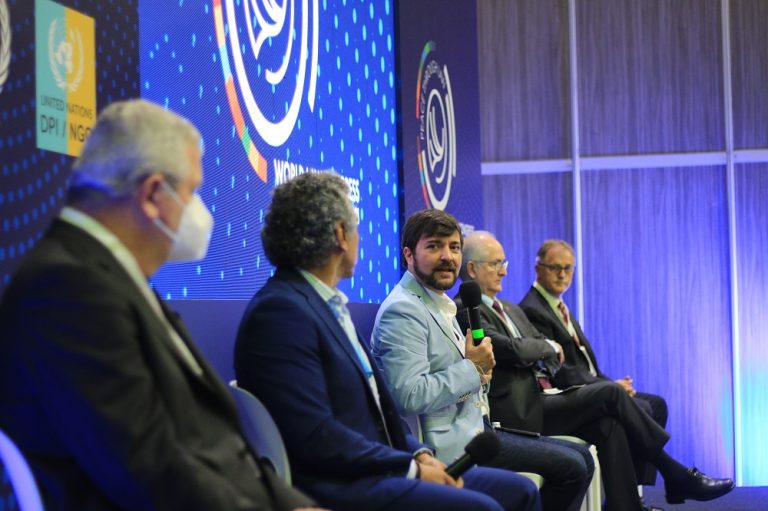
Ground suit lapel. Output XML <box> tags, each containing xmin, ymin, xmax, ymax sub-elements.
<box><xmin>55</xmin><ymin>221</ymin><xmax>241</xmax><ymax>421</ymax></box>
<box><xmin>280</xmin><ymin>270</ymin><xmax>406</xmax><ymax>447</ymax></box>
<box><xmin>532</xmin><ymin>287</ymin><xmax>572</xmax><ymax>341</ymax></box>
<box><xmin>156</xmin><ymin>298</ymin><xmax>241</xmax><ymax>411</ymax></box>
<box><xmin>286</xmin><ymin>271</ymin><xmax>373</xmax><ymax>382</ymax></box>
<box><xmin>60</xmin><ymin>223</ymin><xmax>206</xmax><ymax>379</ymax></box>
<box><xmin>530</xmin><ymin>288</ymin><xmax>600</xmax><ymax>373</ymax></box>
<box><xmin>503</xmin><ymin>301</ymin><xmax>533</xmax><ymax>337</ymax></box>
<box><xmin>481</xmin><ymin>301</ymin><xmax>514</xmax><ymax>338</ymax></box>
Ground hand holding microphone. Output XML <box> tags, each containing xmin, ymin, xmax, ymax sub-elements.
<box><xmin>465</xmin><ymin>332</ymin><xmax>494</xmax><ymax>375</ymax></box>
<box><xmin>459</xmin><ymin>281</ymin><xmax>495</xmax><ymax>376</ymax></box>
<box><xmin>459</xmin><ymin>281</ymin><xmax>485</xmax><ymax>346</ymax></box>
<box><xmin>415</xmin><ymin>453</ymin><xmax>464</xmax><ymax>488</ymax></box>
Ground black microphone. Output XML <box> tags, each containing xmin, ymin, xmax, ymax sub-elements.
<box><xmin>445</xmin><ymin>431</ymin><xmax>500</xmax><ymax>478</ymax></box>
<box><xmin>459</xmin><ymin>280</ymin><xmax>485</xmax><ymax>346</ymax></box>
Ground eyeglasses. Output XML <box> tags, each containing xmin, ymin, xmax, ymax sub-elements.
<box><xmin>538</xmin><ymin>263</ymin><xmax>575</xmax><ymax>275</ymax></box>
<box><xmin>475</xmin><ymin>260</ymin><xmax>509</xmax><ymax>272</ymax></box>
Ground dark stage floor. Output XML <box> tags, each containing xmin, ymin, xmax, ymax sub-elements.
<box><xmin>643</xmin><ymin>484</ymin><xmax>768</xmax><ymax>511</ymax></box>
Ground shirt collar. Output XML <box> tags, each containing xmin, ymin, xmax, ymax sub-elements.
<box><xmin>480</xmin><ymin>294</ymin><xmax>495</xmax><ymax>308</ymax></box>
<box><xmin>59</xmin><ymin>206</ymin><xmax>149</xmax><ymax>292</ymax></box>
<box><xmin>299</xmin><ymin>269</ymin><xmax>348</xmax><ymax>305</ymax></box>
<box><xmin>534</xmin><ymin>280</ymin><xmax>563</xmax><ymax>311</ymax></box>
<box><xmin>417</xmin><ymin>274</ymin><xmax>457</xmax><ymax>317</ymax></box>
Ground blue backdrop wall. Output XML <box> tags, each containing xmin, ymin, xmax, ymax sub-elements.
<box><xmin>477</xmin><ymin>0</ymin><xmax>768</xmax><ymax>485</ymax></box>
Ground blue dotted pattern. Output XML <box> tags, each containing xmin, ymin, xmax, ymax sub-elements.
<box><xmin>0</xmin><ymin>0</ymin><xmax>139</xmax><ymax>293</ymax></box>
<box><xmin>141</xmin><ymin>0</ymin><xmax>400</xmax><ymax>302</ymax></box>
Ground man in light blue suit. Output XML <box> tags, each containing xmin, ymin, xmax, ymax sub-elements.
<box><xmin>235</xmin><ymin>173</ymin><xmax>541</xmax><ymax>511</ymax></box>
<box><xmin>371</xmin><ymin>209</ymin><xmax>593</xmax><ymax>511</ymax></box>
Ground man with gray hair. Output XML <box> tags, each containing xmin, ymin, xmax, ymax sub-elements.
<box><xmin>0</xmin><ymin>99</ymin><xmax>316</xmax><ymax>510</ymax></box>
<box><xmin>235</xmin><ymin>172</ymin><xmax>540</xmax><ymax>511</ymax></box>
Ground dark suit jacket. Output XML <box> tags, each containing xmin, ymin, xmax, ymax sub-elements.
<box><xmin>235</xmin><ymin>268</ymin><xmax>424</xmax><ymax>510</ymax></box>
<box><xmin>520</xmin><ymin>286</ymin><xmax>609</xmax><ymax>389</ymax></box>
<box><xmin>455</xmin><ymin>296</ymin><xmax>558</xmax><ymax>431</ymax></box>
<box><xmin>0</xmin><ymin>220</ymin><xmax>306</xmax><ymax>511</ymax></box>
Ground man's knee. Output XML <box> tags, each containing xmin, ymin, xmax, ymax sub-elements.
<box><xmin>464</xmin><ymin>467</ymin><xmax>541</xmax><ymax>511</ymax></box>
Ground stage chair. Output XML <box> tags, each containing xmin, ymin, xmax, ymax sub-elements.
<box><xmin>551</xmin><ymin>435</ymin><xmax>601</xmax><ymax>511</ymax></box>
<box><xmin>0</xmin><ymin>428</ymin><xmax>45</xmax><ymax>511</ymax></box>
<box><xmin>228</xmin><ymin>382</ymin><xmax>292</xmax><ymax>484</ymax></box>
<box><xmin>518</xmin><ymin>472</ymin><xmax>545</xmax><ymax>489</ymax></box>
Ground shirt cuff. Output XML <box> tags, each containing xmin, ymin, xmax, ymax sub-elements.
<box><xmin>407</xmin><ymin>448</ymin><xmax>435</xmax><ymax>479</ymax></box>
<box><xmin>406</xmin><ymin>459</ymin><xmax>419</xmax><ymax>479</ymax></box>
<box><xmin>545</xmin><ymin>339</ymin><xmax>559</xmax><ymax>353</ymax></box>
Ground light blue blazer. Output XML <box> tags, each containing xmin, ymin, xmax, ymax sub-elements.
<box><xmin>371</xmin><ymin>272</ymin><xmax>486</xmax><ymax>463</ymax></box>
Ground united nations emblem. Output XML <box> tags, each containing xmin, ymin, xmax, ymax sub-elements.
<box><xmin>213</xmin><ymin>0</ymin><xmax>319</xmax><ymax>182</ymax></box>
<box><xmin>47</xmin><ymin>17</ymin><xmax>84</xmax><ymax>92</ymax></box>
<box><xmin>416</xmin><ymin>41</ymin><xmax>456</xmax><ymax>211</ymax></box>
<box><xmin>0</xmin><ymin>0</ymin><xmax>11</xmax><ymax>94</ymax></box>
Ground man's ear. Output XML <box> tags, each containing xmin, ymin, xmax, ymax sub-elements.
<box><xmin>136</xmin><ymin>173</ymin><xmax>165</xmax><ymax>220</ymax></box>
<box><xmin>335</xmin><ymin>221</ymin><xmax>348</xmax><ymax>251</ymax></box>
<box><xmin>403</xmin><ymin>246</ymin><xmax>413</xmax><ymax>267</ymax></box>
<box><xmin>466</xmin><ymin>260</ymin><xmax>477</xmax><ymax>279</ymax></box>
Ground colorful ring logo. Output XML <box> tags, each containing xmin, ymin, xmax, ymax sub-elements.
<box><xmin>415</xmin><ymin>41</ymin><xmax>456</xmax><ymax>211</ymax></box>
<box><xmin>213</xmin><ymin>0</ymin><xmax>319</xmax><ymax>183</ymax></box>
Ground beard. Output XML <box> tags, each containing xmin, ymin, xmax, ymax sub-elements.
<box><xmin>413</xmin><ymin>261</ymin><xmax>458</xmax><ymax>291</ymax></box>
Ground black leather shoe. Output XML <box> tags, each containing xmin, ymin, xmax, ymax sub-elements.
<box><xmin>665</xmin><ymin>467</ymin><xmax>735</xmax><ymax>504</ymax></box>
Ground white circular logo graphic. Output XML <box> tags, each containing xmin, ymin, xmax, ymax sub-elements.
<box><xmin>221</xmin><ymin>0</ymin><xmax>319</xmax><ymax>148</ymax></box>
<box><xmin>416</xmin><ymin>42</ymin><xmax>456</xmax><ymax>211</ymax></box>
<box><xmin>47</xmin><ymin>18</ymin><xmax>84</xmax><ymax>92</ymax></box>
<box><xmin>0</xmin><ymin>0</ymin><xmax>11</xmax><ymax>94</ymax></box>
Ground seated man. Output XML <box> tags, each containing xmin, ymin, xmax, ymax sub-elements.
<box><xmin>0</xmin><ymin>100</ymin><xmax>315</xmax><ymax>510</ymax></box>
<box><xmin>371</xmin><ymin>209</ymin><xmax>594</xmax><ymax>511</ymax></box>
<box><xmin>519</xmin><ymin>238</ymin><xmax>734</xmax><ymax>505</ymax></box>
<box><xmin>457</xmin><ymin>231</ymin><xmax>675</xmax><ymax>510</ymax></box>
<box><xmin>235</xmin><ymin>172</ymin><xmax>540</xmax><ymax>511</ymax></box>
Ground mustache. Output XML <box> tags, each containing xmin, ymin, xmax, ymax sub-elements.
<box><xmin>434</xmin><ymin>264</ymin><xmax>457</xmax><ymax>272</ymax></box>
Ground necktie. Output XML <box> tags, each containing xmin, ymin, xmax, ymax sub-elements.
<box><xmin>495</xmin><ymin>300</ymin><xmax>551</xmax><ymax>389</ymax></box>
<box><xmin>558</xmin><ymin>300</ymin><xmax>581</xmax><ymax>347</ymax></box>
<box><xmin>491</xmin><ymin>300</ymin><xmax>507</xmax><ymax>321</ymax></box>
<box><xmin>558</xmin><ymin>300</ymin><xmax>598</xmax><ymax>376</ymax></box>
<box><xmin>537</xmin><ymin>374</ymin><xmax>554</xmax><ymax>390</ymax></box>
<box><xmin>492</xmin><ymin>300</ymin><xmax>522</xmax><ymax>338</ymax></box>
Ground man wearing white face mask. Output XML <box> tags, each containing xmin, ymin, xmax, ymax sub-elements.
<box><xmin>0</xmin><ymin>99</ymin><xmax>321</xmax><ymax>511</ymax></box>
<box><xmin>152</xmin><ymin>179</ymin><xmax>213</xmax><ymax>262</ymax></box>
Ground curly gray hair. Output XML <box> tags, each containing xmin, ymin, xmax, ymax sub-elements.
<box><xmin>262</xmin><ymin>172</ymin><xmax>356</xmax><ymax>270</ymax></box>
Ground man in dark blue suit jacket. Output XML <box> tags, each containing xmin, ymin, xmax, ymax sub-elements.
<box><xmin>234</xmin><ymin>172</ymin><xmax>541</xmax><ymax>511</ymax></box>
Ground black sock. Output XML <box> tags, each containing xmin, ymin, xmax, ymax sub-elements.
<box><xmin>652</xmin><ymin>450</ymin><xmax>689</xmax><ymax>483</ymax></box>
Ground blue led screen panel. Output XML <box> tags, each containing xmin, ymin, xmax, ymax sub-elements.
<box><xmin>139</xmin><ymin>0</ymin><xmax>400</xmax><ymax>301</ymax></box>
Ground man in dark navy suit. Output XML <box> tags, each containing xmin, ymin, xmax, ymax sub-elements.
<box><xmin>234</xmin><ymin>172</ymin><xmax>540</xmax><ymax>511</ymax></box>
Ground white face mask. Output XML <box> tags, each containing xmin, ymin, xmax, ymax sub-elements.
<box><xmin>153</xmin><ymin>181</ymin><xmax>214</xmax><ymax>262</ymax></box>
